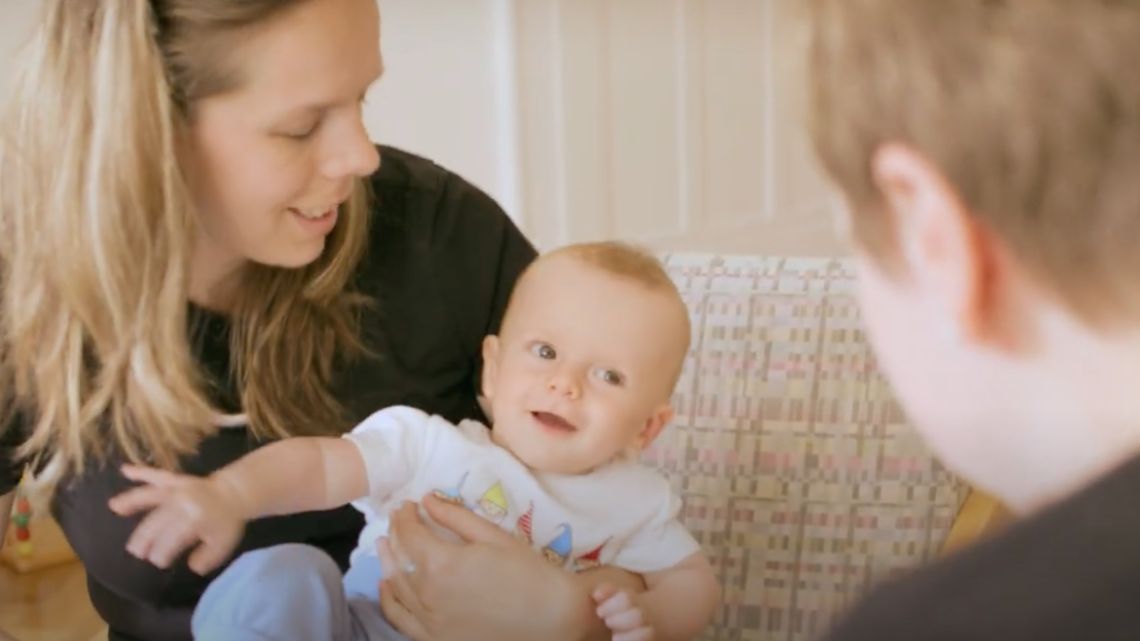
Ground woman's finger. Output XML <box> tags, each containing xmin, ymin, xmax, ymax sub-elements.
<box><xmin>379</xmin><ymin>580</ymin><xmax>432</xmax><ymax>641</ymax></box>
<box><xmin>385</xmin><ymin>527</ymin><xmax>427</xmax><ymax>592</ymax></box>
<box><xmin>108</xmin><ymin>484</ymin><xmax>168</xmax><ymax>516</ymax></box>
<box><xmin>120</xmin><ymin>464</ymin><xmax>182</xmax><ymax>487</ymax></box>
<box><xmin>419</xmin><ymin>493</ymin><xmax>515</xmax><ymax>545</ymax></box>
<box><xmin>377</xmin><ymin>537</ymin><xmax>430</xmax><ymax>619</ymax></box>
<box><xmin>388</xmin><ymin>501</ymin><xmax>458</xmax><ymax>572</ymax></box>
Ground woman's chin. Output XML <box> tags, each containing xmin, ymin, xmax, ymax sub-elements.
<box><xmin>257</xmin><ymin>242</ymin><xmax>328</xmax><ymax>270</ymax></box>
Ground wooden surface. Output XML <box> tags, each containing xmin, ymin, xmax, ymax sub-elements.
<box><xmin>0</xmin><ymin>561</ymin><xmax>106</xmax><ymax>641</ymax></box>
<box><xmin>943</xmin><ymin>489</ymin><xmax>1014</xmax><ymax>555</ymax></box>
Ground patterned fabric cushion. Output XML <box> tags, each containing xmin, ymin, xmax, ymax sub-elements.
<box><xmin>644</xmin><ymin>253</ymin><xmax>966</xmax><ymax>641</ymax></box>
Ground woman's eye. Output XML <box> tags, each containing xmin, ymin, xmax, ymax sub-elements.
<box><xmin>531</xmin><ymin>343</ymin><xmax>556</xmax><ymax>360</ymax></box>
<box><xmin>282</xmin><ymin>121</ymin><xmax>320</xmax><ymax>140</ymax></box>
<box><xmin>596</xmin><ymin>368</ymin><xmax>624</xmax><ymax>386</ymax></box>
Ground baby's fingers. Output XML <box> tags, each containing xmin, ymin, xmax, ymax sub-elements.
<box><xmin>108</xmin><ymin>484</ymin><xmax>167</xmax><ymax>517</ymax></box>
<box><xmin>592</xmin><ymin>582</ymin><xmax>619</xmax><ymax>604</ymax></box>
<box><xmin>120</xmin><ymin>464</ymin><xmax>183</xmax><ymax>487</ymax></box>
<box><xmin>605</xmin><ymin>607</ymin><xmax>648</xmax><ymax>633</ymax></box>
<box><xmin>187</xmin><ymin>534</ymin><xmax>239</xmax><ymax>576</ymax></box>
<box><xmin>145</xmin><ymin>517</ymin><xmax>202</xmax><ymax>569</ymax></box>
<box><xmin>614</xmin><ymin>628</ymin><xmax>654</xmax><ymax>641</ymax></box>
<box><xmin>596</xmin><ymin>589</ymin><xmax>634</xmax><ymax>619</ymax></box>
<box><xmin>126</xmin><ymin>505</ymin><xmax>194</xmax><ymax>568</ymax></box>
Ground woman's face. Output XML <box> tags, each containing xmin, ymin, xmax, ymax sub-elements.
<box><xmin>183</xmin><ymin>0</ymin><xmax>383</xmax><ymax>283</ymax></box>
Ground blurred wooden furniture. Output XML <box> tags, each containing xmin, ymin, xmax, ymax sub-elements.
<box><xmin>943</xmin><ymin>489</ymin><xmax>1014</xmax><ymax>554</ymax></box>
<box><xmin>0</xmin><ymin>560</ymin><xmax>105</xmax><ymax>641</ymax></box>
<box><xmin>1</xmin><ymin>491</ymin><xmax>105</xmax><ymax>641</ymax></box>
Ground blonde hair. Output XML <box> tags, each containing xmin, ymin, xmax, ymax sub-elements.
<box><xmin>805</xmin><ymin>0</ymin><xmax>1140</xmax><ymax>325</ymax></box>
<box><xmin>0</xmin><ymin>0</ymin><xmax>371</xmax><ymax>495</ymax></box>
<box><xmin>524</xmin><ymin>241</ymin><xmax>690</xmax><ymax>387</ymax></box>
<box><xmin>547</xmin><ymin>241</ymin><xmax>679</xmax><ymax>294</ymax></box>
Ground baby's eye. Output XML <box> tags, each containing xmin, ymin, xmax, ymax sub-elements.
<box><xmin>530</xmin><ymin>343</ymin><xmax>557</xmax><ymax>360</ymax></box>
<box><xmin>594</xmin><ymin>368</ymin><xmax>625</xmax><ymax>387</ymax></box>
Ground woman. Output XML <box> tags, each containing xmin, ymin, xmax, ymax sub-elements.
<box><xmin>0</xmin><ymin>1</ymin><xmax>635</xmax><ymax>640</ymax></box>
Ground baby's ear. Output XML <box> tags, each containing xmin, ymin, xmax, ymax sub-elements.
<box><xmin>632</xmin><ymin>404</ymin><xmax>674</xmax><ymax>452</ymax></box>
<box><xmin>480</xmin><ymin>335</ymin><xmax>501</xmax><ymax>400</ymax></box>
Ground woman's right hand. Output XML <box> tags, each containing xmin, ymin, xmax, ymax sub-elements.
<box><xmin>376</xmin><ymin>494</ymin><xmax>601</xmax><ymax>641</ymax></box>
<box><xmin>108</xmin><ymin>464</ymin><xmax>247</xmax><ymax>575</ymax></box>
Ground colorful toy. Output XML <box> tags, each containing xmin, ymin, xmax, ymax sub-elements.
<box><xmin>12</xmin><ymin>494</ymin><xmax>32</xmax><ymax>558</ymax></box>
<box><xmin>1</xmin><ymin>484</ymin><xmax>77</xmax><ymax>573</ymax></box>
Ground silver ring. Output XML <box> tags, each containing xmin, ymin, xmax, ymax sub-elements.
<box><xmin>402</xmin><ymin>560</ymin><xmax>417</xmax><ymax>575</ymax></box>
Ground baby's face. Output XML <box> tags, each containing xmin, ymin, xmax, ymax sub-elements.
<box><xmin>482</xmin><ymin>256</ymin><xmax>689</xmax><ymax>474</ymax></box>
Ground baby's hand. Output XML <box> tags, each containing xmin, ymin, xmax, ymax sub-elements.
<box><xmin>593</xmin><ymin>583</ymin><xmax>655</xmax><ymax>641</ymax></box>
<box><xmin>108</xmin><ymin>464</ymin><xmax>248</xmax><ymax>575</ymax></box>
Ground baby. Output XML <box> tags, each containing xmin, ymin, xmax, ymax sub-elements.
<box><xmin>110</xmin><ymin>241</ymin><xmax>719</xmax><ymax>641</ymax></box>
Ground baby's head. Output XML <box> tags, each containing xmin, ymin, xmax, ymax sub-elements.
<box><xmin>481</xmin><ymin>242</ymin><xmax>691</xmax><ymax>474</ymax></box>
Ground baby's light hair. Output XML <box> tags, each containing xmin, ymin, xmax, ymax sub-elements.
<box><xmin>545</xmin><ymin>241</ymin><xmax>679</xmax><ymax>295</ymax></box>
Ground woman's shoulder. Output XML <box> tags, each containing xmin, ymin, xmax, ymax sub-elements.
<box><xmin>366</xmin><ymin>145</ymin><xmax>508</xmax><ymax>250</ymax></box>
<box><xmin>367</xmin><ymin>145</ymin><xmax>451</xmax><ymax>198</ymax></box>
<box><xmin>352</xmin><ymin>145</ymin><xmax>534</xmax><ymax>368</ymax></box>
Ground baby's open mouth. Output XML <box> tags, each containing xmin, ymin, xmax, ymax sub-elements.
<box><xmin>532</xmin><ymin>411</ymin><xmax>577</xmax><ymax>433</ymax></box>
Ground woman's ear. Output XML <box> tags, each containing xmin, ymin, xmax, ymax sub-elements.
<box><xmin>480</xmin><ymin>335</ymin><xmax>500</xmax><ymax>400</ymax></box>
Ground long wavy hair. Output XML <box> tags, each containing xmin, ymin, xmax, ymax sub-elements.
<box><xmin>0</xmin><ymin>0</ymin><xmax>372</xmax><ymax>497</ymax></box>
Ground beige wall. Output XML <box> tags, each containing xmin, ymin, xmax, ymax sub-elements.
<box><xmin>0</xmin><ymin>1</ymin><xmax>838</xmax><ymax>255</ymax></box>
<box><xmin>0</xmin><ymin>0</ymin><xmax>40</xmax><ymax>91</ymax></box>
<box><xmin>366</xmin><ymin>0</ymin><xmax>521</xmax><ymax>219</ymax></box>
<box><xmin>513</xmin><ymin>0</ymin><xmax>840</xmax><ymax>255</ymax></box>
<box><xmin>0</xmin><ymin>0</ymin><xmax>522</xmax><ymax>220</ymax></box>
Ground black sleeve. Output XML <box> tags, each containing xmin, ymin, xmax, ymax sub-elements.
<box><xmin>0</xmin><ymin>411</ymin><xmax>26</xmax><ymax>494</ymax></box>
<box><xmin>429</xmin><ymin>173</ymin><xmax>536</xmax><ymax>355</ymax></box>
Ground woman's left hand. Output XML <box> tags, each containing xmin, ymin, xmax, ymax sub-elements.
<box><xmin>376</xmin><ymin>494</ymin><xmax>600</xmax><ymax>641</ymax></box>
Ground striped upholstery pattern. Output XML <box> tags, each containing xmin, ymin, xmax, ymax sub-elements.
<box><xmin>643</xmin><ymin>253</ymin><xmax>966</xmax><ymax>641</ymax></box>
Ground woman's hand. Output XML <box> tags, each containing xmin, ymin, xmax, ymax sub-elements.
<box><xmin>108</xmin><ymin>464</ymin><xmax>248</xmax><ymax>575</ymax></box>
<box><xmin>376</xmin><ymin>494</ymin><xmax>600</xmax><ymax>641</ymax></box>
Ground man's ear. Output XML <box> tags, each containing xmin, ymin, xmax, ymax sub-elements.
<box><xmin>480</xmin><ymin>335</ymin><xmax>500</xmax><ymax>400</ymax></box>
<box><xmin>872</xmin><ymin>142</ymin><xmax>998</xmax><ymax>344</ymax></box>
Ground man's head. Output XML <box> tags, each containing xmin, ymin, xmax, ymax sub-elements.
<box><xmin>805</xmin><ymin>1</ymin><xmax>1140</xmax><ymax>509</ymax></box>
<box><xmin>481</xmin><ymin>242</ymin><xmax>691</xmax><ymax>475</ymax></box>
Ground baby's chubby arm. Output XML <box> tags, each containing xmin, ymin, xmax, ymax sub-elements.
<box><xmin>109</xmin><ymin>406</ymin><xmax>433</xmax><ymax>574</ymax></box>
<box><xmin>108</xmin><ymin>436</ymin><xmax>369</xmax><ymax>574</ymax></box>
<box><xmin>213</xmin><ymin>436</ymin><xmax>370</xmax><ymax>518</ymax></box>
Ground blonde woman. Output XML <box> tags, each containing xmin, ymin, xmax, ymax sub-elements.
<box><xmin>0</xmin><ymin>1</ymin><xmax>641</xmax><ymax>640</ymax></box>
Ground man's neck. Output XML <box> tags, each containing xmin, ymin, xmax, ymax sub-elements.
<box><xmin>999</xmin><ymin>310</ymin><xmax>1140</xmax><ymax>514</ymax></box>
